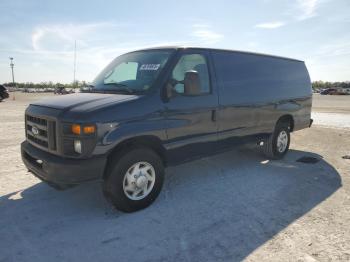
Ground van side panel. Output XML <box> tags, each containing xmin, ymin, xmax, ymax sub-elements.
<box><xmin>211</xmin><ymin>50</ymin><xmax>312</xmax><ymax>139</ymax></box>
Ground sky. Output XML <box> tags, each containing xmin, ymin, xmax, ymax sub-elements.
<box><xmin>0</xmin><ymin>0</ymin><xmax>349</xmax><ymax>83</ymax></box>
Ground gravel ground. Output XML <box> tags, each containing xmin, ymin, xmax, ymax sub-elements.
<box><xmin>0</xmin><ymin>92</ymin><xmax>349</xmax><ymax>262</ymax></box>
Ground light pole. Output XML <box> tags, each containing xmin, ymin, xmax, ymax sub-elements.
<box><xmin>73</xmin><ymin>40</ymin><xmax>77</xmax><ymax>88</ymax></box>
<box><xmin>9</xmin><ymin>57</ymin><xmax>15</xmax><ymax>86</ymax></box>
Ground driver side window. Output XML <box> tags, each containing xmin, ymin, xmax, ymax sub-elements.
<box><xmin>171</xmin><ymin>54</ymin><xmax>210</xmax><ymax>94</ymax></box>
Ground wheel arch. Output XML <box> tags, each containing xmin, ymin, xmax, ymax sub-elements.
<box><xmin>103</xmin><ymin>135</ymin><xmax>167</xmax><ymax>179</ymax></box>
<box><xmin>276</xmin><ymin>114</ymin><xmax>294</xmax><ymax>132</ymax></box>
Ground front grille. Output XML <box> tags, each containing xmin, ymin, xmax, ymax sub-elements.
<box><xmin>26</xmin><ymin>115</ymin><xmax>47</xmax><ymax>126</ymax></box>
<box><xmin>27</xmin><ymin>134</ymin><xmax>48</xmax><ymax>148</ymax></box>
<box><xmin>26</xmin><ymin>114</ymin><xmax>57</xmax><ymax>151</ymax></box>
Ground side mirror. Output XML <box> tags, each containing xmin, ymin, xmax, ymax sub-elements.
<box><xmin>165</xmin><ymin>82</ymin><xmax>174</xmax><ymax>99</ymax></box>
<box><xmin>184</xmin><ymin>70</ymin><xmax>201</xmax><ymax>96</ymax></box>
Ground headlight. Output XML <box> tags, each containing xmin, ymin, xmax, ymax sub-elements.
<box><xmin>61</xmin><ymin>123</ymin><xmax>98</xmax><ymax>156</ymax></box>
<box><xmin>74</xmin><ymin>140</ymin><xmax>82</xmax><ymax>154</ymax></box>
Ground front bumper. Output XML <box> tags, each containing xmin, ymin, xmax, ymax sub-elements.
<box><xmin>1</xmin><ymin>91</ymin><xmax>9</xmax><ymax>99</ymax></box>
<box><xmin>21</xmin><ymin>141</ymin><xmax>107</xmax><ymax>185</ymax></box>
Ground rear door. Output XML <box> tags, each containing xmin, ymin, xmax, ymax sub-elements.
<box><xmin>163</xmin><ymin>49</ymin><xmax>219</xmax><ymax>163</ymax></box>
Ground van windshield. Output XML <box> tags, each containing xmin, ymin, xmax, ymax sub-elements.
<box><xmin>91</xmin><ymin>50</ymin><xmax>175</xmax><ymax>94</ymax></box>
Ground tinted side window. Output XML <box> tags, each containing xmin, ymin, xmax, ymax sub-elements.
<box><xmin>171</xmin><ymin>54</ymin><xmax>210</xmax><ymax>94</ymax></box>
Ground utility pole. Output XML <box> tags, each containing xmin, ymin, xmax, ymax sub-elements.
<box><xmin>73</xmin><ymin>40</ymin><xmax>77</xmax><ymax>88</ymax></box>
<box><xmin>9</xmin><ymin>57</ymin><xmax>15</xmax><ymax>86</ymax></box>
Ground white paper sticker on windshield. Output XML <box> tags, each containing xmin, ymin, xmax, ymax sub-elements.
<box><xmin>140</xmin><ymin>64</ymin><xmax>160</xmax><ymax>70</ymax></box>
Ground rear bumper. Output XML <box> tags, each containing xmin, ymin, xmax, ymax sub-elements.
<box><xmin>21</xmin><ymin>141</ymin><xmax>106</xmax><ymax>185</ymax></box>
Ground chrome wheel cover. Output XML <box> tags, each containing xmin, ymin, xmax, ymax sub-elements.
<box><xmin>277</xmin><ymin>130</ymin><xmax>288</xmax><ymax>153</ymax></box>
<box><xmin>122</xmin><ymin>162</ymin><xmax>156</xmax><ymax>200</ymax></box>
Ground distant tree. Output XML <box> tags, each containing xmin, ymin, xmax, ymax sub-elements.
<box><xmin>311</xmin><ymin>81</ymin><xmax>350</xmax><ymax>90</ymax></box>
<box><xmin>2</xmin><ymin>81</ymin><xmax>90</xmax><ymax>90</ymax></box>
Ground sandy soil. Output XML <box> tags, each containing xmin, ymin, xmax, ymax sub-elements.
<box><xmin>311</xmin><ymin>94</ymin><xmax>350</xmax><ymax>130</ymax></box>
<box><xmin>0</xmin><ymin>92</ymin><xmax>349</xmax><ymax>262</ymax></box>
<box><xmin>312</xmin><ymin>94</ymin><xmax>350</xmax><ymax>114</ymax></box>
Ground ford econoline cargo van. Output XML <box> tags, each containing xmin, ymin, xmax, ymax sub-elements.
<box><xmin>21</xmin><ymin>47</ymin><xmax>312</xmax><ymax>212</ymax></box>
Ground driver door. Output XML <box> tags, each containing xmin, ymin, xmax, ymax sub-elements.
<box><xmin>163</xmin><ymin>50</ymin><xmax>219</xmax><ymax>163</ymax></box>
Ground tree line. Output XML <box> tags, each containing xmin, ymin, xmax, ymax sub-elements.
<box><xmin>312</xmin><ymin>81</ymin><xmax>350</xmax><ymax>90</ymax></box>
<box><xmin>2</xmin><ymin>81</ymin><xmax>88</xmax><ymax>89</ymax></box>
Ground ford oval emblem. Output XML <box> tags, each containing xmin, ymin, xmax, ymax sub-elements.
<box><xmin>32</xmin><ymin>126</ymin><xmax>39</xmax><ymax>136</ymax></box>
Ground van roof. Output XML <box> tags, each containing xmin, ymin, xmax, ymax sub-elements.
<box><xmin>133</xmin><ymin>46</ymin><xmax>304</xmax><ymax>63</ymax></box>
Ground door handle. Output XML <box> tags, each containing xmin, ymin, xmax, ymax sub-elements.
<box><xmin>211</xmin><ymin>109</ymin><xmax>217</xmax><ymax>122</ymax></box>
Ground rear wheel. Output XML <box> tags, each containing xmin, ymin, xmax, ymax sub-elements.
<box><xmin>262</xmin><ymin>122</ymin><xmax>291</xmax><ymax>159</ymax></box>
<box><xmin>103</xmin><ymin>147</ymin><xmax>164</xmax><ymax>212</ymax></box>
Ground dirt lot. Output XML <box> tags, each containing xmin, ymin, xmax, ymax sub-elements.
<box><xmin>0</xmin><ymin>92</ymin><xmax>349</xmax><ymax>262</ymax></box>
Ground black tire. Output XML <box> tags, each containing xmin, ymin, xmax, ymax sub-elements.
<box><xmin>262</xmin><ymin>122</ymin><xmax>291</xmax><ymax>160</ymax></box>
<box><xmin>103</xmin><ymin>147</ymin><xmax>164</xmax><ymax>212</ymax></box>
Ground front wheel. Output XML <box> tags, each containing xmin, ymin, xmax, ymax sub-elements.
<box><xmin>262</xmin><ymin>123</ymin><xmax>290</xmax><ymax>159</ymax></box>
<box><xmin>103</xmin><ymin>147</ymin><xmax>164</xmax><ymax>212</ymax></box>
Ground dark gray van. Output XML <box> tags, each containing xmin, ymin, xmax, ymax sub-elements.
<box><xmin>21</xmin><ymin>47</ymin><xmax>312</xmax><ymax>212</ymax></box>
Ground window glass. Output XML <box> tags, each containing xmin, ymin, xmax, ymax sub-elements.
<box><xmin>171</xmin><ymin>54</ymin><xmax>210</xmax><ymax>94</ymax></box>
<box><xmin>104</xmin><ymin>62</ymin><xmax>138</xmax><ymax>84</ymax></box>
<box><xmin>92</xmin><ymin>50</ymin><xmax>174</xmax><ymax>93</ymax></box>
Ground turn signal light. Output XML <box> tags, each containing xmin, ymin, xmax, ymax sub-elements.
<box><xmin>83</xmin><ymin>125</ymin><xmax>96</xmax><ymax>134</ymax></box>
<box><xmin>71</xmin><ymin>124</ymin><xmax>96</xmax><ymax>135</ymax></box>
<box><xmin>71</xmin><ymin>124</ymin><xmax>81</xmax><ymax>135</ymax></box>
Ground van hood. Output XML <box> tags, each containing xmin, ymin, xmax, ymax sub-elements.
<box><xmin>31</xmin><ymin>93</ymin><xmax>140</xmax><ymax>112</ymax></box>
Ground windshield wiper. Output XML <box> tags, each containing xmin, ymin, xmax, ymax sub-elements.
<box><xmin>103</xmin><ymin>83</ymin><xmax>134</xmax><ymax>94</ymax></box>
<box><xmin>104</xmin><ymin>83</ymin><xmax>127</xmax><ymax>86</ymax></box>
